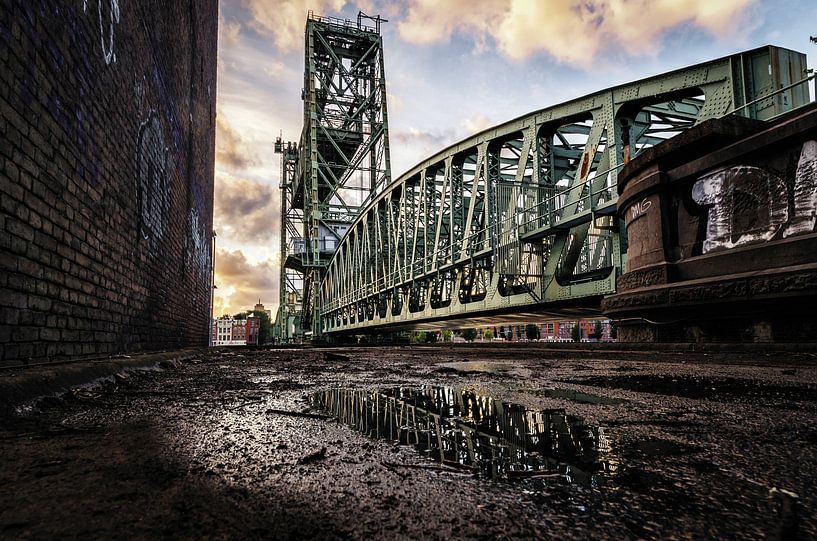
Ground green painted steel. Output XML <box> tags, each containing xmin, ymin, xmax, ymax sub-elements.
<box><xmin>273</xmin><ymin>138</ymin><xmax>303</xmax><ymax>343</ymax></box>
<box><xmin>286</xmin><ymin>12</ymin><xmax>391</xmax><ymax>338</ymax></box>
<box><xmin>316</xmin><ymin>45</ymin><xmax>810</xmax><ymax>335</ymax></box>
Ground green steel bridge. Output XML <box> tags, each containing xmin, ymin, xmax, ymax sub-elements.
<box><xmin>273</xmin><ymin>13</ymin><xmax>813</xmax><ymax>342</ymax></box>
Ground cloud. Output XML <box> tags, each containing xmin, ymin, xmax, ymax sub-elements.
<box><xmin>215</xmin><ymin>114</ymin><xmax>258</xmax><ymax>170</ymax></box>
<box><xmin>240</xmin><ymin>0</ymin><xmax>348</xmax><ymax>51</ymax></box>
<box><xmin>392</xmin><ymin>127</ymin><xmax>453</xmax><ymax>148</ymax></box>
<box><xmin>219</xmin><ymin>15</ymin><xmax>242</xmax><ymax>48</ymax></box>
<box><xmin>398</xmin><ymin>0</ymin><xmax>496</xmax><ymax>47</ymax></box>
<box><xmin>263</xmin><ymin>61</ymin><xmax>287</xmax><ymax>79</ymax></box>
<box><xmin>388</xmin><ymin>127</ymin><xmax>460</xmax><ymax>175</ymax></box>
<box><xmin>398</xmin><ymin>0</ymin><xmax>756</xmax><ymax>65</ymax></box>
<box><xmin>461</xmin><ymin>114</ymin><xmax>492</xmax><ymax>135</ymax></box>
<box><xmin>214</xmin><ymin>172</ymin><xmax>279</xmax><ymax>244</ymax></box>
<box><xmin>214</xmin><ymin>248</ymin><xmax>279</xmax><ymax>316</ymax></box>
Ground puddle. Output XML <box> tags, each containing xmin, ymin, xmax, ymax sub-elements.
<box><xmin>532</xmin><ymin>388</ymin><xmax>623</xmax><ymax>405</ymax></box>
<box><xmin>311</xmin><ymin>386</ymin><xmax>618</xmax><ymax>484</ymax></box>
<box><xmin>436</xmin><ymin>362</ymin><xmax>532</xmax><ymax>378</ymax></box>
<box><xmin>568</xmin><ymin>375</ymin><xmax>817</xmax><ymax>403</ymax></box>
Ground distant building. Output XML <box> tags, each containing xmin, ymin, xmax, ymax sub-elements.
<box><xmin>231</xmin><ymin>320</ymin><xmax>246</xmax><ymax>342</ymax></box>
<box><xmin>474</xmin><ymin>319</ymin><xmax>614</xmax><ymax>343</ymax></box>
<box><xmin>540</xmin><ymin>322</ymin><xmax>570</xmax><ymax>342</ymax></box>
<box><xmin>254</xmin><ymin>300</ymin><xmax>272</xmax><ymax>320</ymax></box>
<box><xmin>246</xmin><ymin>316</ymin><xmax>260</xmax><ymax>345</ymax></box>
<box><xmin>212</xmin><ymin>317</ymin><xmax>248</xmax><ymax>346</ymax></box>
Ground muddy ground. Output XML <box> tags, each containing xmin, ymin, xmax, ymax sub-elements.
<box><xmin>1</xmin><ymin>345</ymin><xmax>816</xmax><ymax>540</ymax></box>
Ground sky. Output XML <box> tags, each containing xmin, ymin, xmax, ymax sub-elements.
<box><xmin>212</xmin><ymin>0</ymin><xmax>817</xmax><ymax>318</ymax></box>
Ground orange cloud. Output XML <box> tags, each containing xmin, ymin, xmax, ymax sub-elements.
<box><xmin>214</xmin><ymin>172</ymin><xmax>279</xmax><ymax>243</ymax></box>
<box><xmin>214</xmin><ymin>248</ymin><xmax>279</xmax><ymax>317</ymax></box>
<box><xmin>398</xmin><ymin>0</ymin><xmax>757</xmax><ymax>65</ymax></box>
<box><xmin>215</xmin><ymin>114</ymin><xmax>258</xmax><ymax>170</ymax></box>
<box><xmin>240</xmin><ymin>0</ymin><xmax>348</xmax><ymax>51</ymax></box>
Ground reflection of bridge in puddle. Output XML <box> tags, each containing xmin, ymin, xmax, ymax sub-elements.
<box><xmin>311</xmin><ymin>386</ymin><xmax>618</xmax><ymax>485</ymax></box>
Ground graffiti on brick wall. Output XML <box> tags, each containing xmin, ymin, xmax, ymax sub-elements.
<box><xmin>692</xmin><ymin>140</ymin><xmax>817</xmax><ymax>253</ymax></box>
<box><xmin>188</xmin><ymin>207</ymin><xmax>211</xmax><ymax>278</ymax></box>
<box><xmin>83</xmin><ymin>0</ymin><xmax>120</xmax><ymax>65</ymax></box>
<box><xmin>137</xmin><ymin>112</ymin><xmax>170</xmax><ymax>246</ymax></box>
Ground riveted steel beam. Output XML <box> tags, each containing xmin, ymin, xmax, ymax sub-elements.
<box><xmin>318</xmin><ymin>45</ymin><xmax>810</xmax><ymax>335</ymax></box>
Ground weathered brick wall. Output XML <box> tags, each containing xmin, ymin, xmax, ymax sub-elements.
<box><xmin>0</xmin><ymin>1</ymin><xmax>218</xmax><ymax>365</ymax></box>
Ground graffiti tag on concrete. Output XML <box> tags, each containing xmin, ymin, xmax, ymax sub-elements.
<box><xmin>629</xmin><ymin>198</ymin><xmax>652</xmax><ymax>221</ymax></box>
<box><xmin>784</xmin><ymin>140</ymin><xmax>817</xmax><ymax>237</ymax></box>
<box><xmin>692</xmin><ymin>140</ymin><xmax>817</xmax><ymax>253</ymax></box>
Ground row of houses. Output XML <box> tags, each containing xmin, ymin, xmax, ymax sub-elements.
<box><xmin>211</xmin><ymin>317</ymin><xmax>261</xmax><ymax>346</ymax></box>
<box><xmin>471</xmin><ymin>320</ymin><xmax>614</xmax><ymax>342</ymax></box>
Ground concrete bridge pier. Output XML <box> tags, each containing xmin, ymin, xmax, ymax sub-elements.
<box><xmin>603</xmin><ymin>105</ymin><xmax>817</xmax><ymax>343</ymax></box>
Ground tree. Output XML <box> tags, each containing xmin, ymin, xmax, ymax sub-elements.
<box><xmin>594</xmin><ymin>320</ymin><xmax>604</xmax><ymax>339</ymax></box>
<box><xmin>525</xmin><ymin>324</ymin><xmax>540</xmax><ymax>341</ymax></box>
<box><xmin>462</xmin><ymin>328</ymin><xmax>477</xmax><ymax>342</ymax></box>
<box><xmin>483</xmin><ymin>328</ymin><xmax>494</xmax><ymax>341</ymax></box>
<box><xmin>571</xmin><ymin>323</ymin><xmax>581</xmax><ymax>342</ymax></box>
<box><xmin>411</xmin><ymin>331</ymin><xmax>426</xmax><ymax>344</ymax></box>
<box><xmin>442</xmin><ymin>329</ymin><xmax>453</xmax><ymax>342</ymax></box>
<box><xmin>424</xmin><ymin>331</ymin><xmax>437</xmax><ymax>343</ymax></box>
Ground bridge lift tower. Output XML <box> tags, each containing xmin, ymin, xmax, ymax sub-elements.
<box><xmin>281</xmin><ymin>11</ymin><xmax>391</xmax><ymax>339</ymax></box>
<box><xmin>274</xmin><ymin>137</ymin><xmax>303</xmax><ymax>343</ymax></box>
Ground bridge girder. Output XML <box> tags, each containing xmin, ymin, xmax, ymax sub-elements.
<box><xmin>317</xmin><ymin>45</ymin><xmax>809</xmax><ymax>334</ymax></box>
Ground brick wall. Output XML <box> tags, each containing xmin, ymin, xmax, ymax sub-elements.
<box><xmin>0</xmin><ymin>1</ymin><xmax>218</xmax><ymax>365</ymax></box>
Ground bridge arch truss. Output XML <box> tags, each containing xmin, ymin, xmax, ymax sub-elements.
<box><xmin>319</xmin><ymin>46</ymin><xmax>807</xmax><ymax>334</ymax></box>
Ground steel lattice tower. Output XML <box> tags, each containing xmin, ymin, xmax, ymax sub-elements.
<box><xmin>290</xmin><ymin>11</ymin><xmax>391</xmax><ymax>338</ymax></box>
<box><xmin>274</xmin><ymin>138</ymin><xmax>303</xmax><ymax>343</ymax></box>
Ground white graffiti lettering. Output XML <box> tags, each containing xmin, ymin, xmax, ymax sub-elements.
<box><xmin>82</xmin><ymin>0</ymin><xmax>120</xmax><ymax>64</ymax></box>
<box><xmin>99</xmin><ymin>0</ymin><xmax>120</xmax><ymax>65</ymax></box>
<box><xmin>188</xmin><ymin>208</ymin><xmax>211</xmax><ymax>277</ymax></box>
<box><xmin>783</xmin><ymin>140</ymin><xmax>817</xmax><ymax>237</ymax></box>
<box><xmin>692</xmin><ymin>165</ymin><xmax>787</xmax><ymax>253</ymax></box>
<box><xmin>692</xmin><ymin>140</ymin><xmax>817</xmax><ymax>253</ymax></box>
<box><xmin>629</xmin><ymin>198</ymin><xmax>652</xmax><ymax>221</ymax></box>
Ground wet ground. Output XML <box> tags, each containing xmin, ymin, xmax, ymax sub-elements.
<box><xmin>2</xmin><ymin>345</ymin><xmax>817</xmax><ymax>539</ymax></box>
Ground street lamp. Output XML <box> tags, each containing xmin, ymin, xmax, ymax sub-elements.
<box><xmin>209</xmin><ymin>230</ymin><xmax>217</xmax><ymax>346</ymax></box>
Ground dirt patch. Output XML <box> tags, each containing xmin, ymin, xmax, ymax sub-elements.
<box><xmin>1</xmin><ymin>347</ymin><xmax>816</xmax><ymax>539</ymax></box>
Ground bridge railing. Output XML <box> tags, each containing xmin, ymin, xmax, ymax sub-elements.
<box><xmin>517</xmin><ymin>162</ymin><xmax>625</xmax><ymax>236</ymax></box>
<box><xmin>321</xmin><ymin>161</ymin><xmax>627</xmax><ymax>315</ymax></box>
<box><xmin>306</xmin><ymin>10</ymin><xmax>379</xmax><ymax>33</ymax></box>
<box><xmin>728</xmin><ymin>72</ymin><xmax>816</xmax><ymax>118</ymax></box>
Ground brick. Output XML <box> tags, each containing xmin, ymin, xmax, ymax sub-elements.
<box><xmin>28</xmin><ymin>294</ymin><xmax>51</xmax><ymax>311</ymax></box>
<box><xmin>0</xmin><ymin>1</ymin><xmax>217</xmax><ymax>365</ymax></box>
<box><xmin>0</xmin><ymin>289</ymin><xmax>27</xmax><ymax>308</ymax></box>
<box><xmin>12</xmin><ymin>326</ymin><xmax>38</xmax><ymax>341</ymax></box>
<box><xmin>40</xmin><ymin>327</ymin><xmax>60</xmax><ymax>341</ymax></box>
<box><xmin>6</xmin><ymin>218</ymin><xmax>34</xmax><ymax>241</ymax></box>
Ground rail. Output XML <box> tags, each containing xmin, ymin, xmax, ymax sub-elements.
<box><xmin>727</xmin><ymin>72</ymin><xmax>816</xmax><ymax>117</ymax></box>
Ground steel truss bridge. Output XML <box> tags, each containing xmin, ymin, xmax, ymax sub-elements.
<box><xmin>273</xmin><ymin>14</ymin><xmax>810</xmax><ymax>340</ymax></box>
